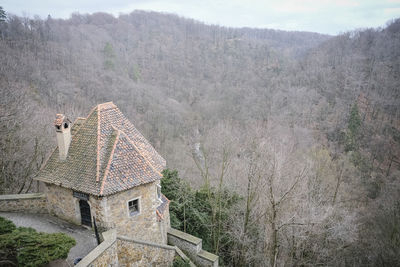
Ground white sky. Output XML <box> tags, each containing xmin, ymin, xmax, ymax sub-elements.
<box><xmin>2</xmin><ymin>0</ymin><xmax>400</xmax><ymax>35</ymax></box>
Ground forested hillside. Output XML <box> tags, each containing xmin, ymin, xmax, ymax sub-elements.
<box><xmin>0</xmin><ymin>8</ymin><xmax>399</xmax><ymax>266</ymax></box>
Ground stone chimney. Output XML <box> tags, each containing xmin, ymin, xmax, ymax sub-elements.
<box><xmin>54</xmin><ymin>114</ymin><xmax>71</xmax><ymax>160</ymax></box>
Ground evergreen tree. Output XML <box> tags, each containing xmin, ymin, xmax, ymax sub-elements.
<box><xmin>103</xmin><ymin>42</ymin><xmax>115</xmax><ymax>70</ymax></box>
<box><xmin>348</xmin><ymin>103</ymin><xmax>361</xmax><ymax>137</ymax></box>
<box><xmin>0</xmin><ymin>216</ymin><xmax>16</xmax><ymax>234</ymax></box>
<box><xmin>345</xmin><ymin>103</ymin><xmax>362</xmax><ymax>152</ymax></box>
<box><xmin>161</xmin><ymin>169</ymin><xmax>240</xmax><ymax>265</ymax></box>
<box><xmin>0</xmin><ymin>6</ymin><xmax>6</xmax><ymax>39</ymax></box>
<box><xmin>0</xmin><ymin>7</ymin><xmax>6</xmax><ymax>22</ymax></box>
<box><xmin>0</xmin><ymin>217</ymin><xmax>76</xmax><ymax>266</ymax></box>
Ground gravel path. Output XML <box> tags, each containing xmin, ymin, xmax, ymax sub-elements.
<box><xmin>0</xmin><ymin>212</ymin><xmax>98</xmax><ymax>266</ymax></box>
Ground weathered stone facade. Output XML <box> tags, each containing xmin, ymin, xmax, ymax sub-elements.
<box><xmin>77</xmin><ymin>230</ymin><xmax>176</xmax><ymax>267</ymax></box>
<box><xmin>117</xmin><ymin>237</ymin><xmax>175</xmax><ymax>266</ymax></box>
<box><xmin>46</xmin><ymin>184</ymin><xmax>81</xmax><ymax>225</ymax></box>
<box><xmin>89</xmin><ymin>195</ymin><xmax>108</xmax><ymax>227</ymax></box>
<box><xmin>0</xmin><ymin>193</ymin><xmax>47</xmax><ymax>214</ymax></box>
<box><xmin>43</xmin><ymin>180</ymin><xmax>169</xmax><ymax>245</ymax></box>
<box><xmin>88</xmin><ymin>241</ymin><xmax>118</xmax><ymax>267</ymax></box>
<box><xmin>45</xmin><ymin>184</ymin><xmax>108</xmax><ymax>228</ymax></box>
<box><xmin>158</xmin><ymin>205</ymin><xmax>170</xmax><ymax>244</ymax></box>
<box><xmin>99</xmin><ymin>181</ymin><xmax>166</xmax><ymax>243</ymax></box>
<box><xmin>77</xmin><ymin>230</ymin><xmax>119</xmax><ymax>267</ymax></box>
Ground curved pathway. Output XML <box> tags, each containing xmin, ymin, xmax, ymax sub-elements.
<box><xmin>0</xmin><ymin>212</ymin><xmax>97</xmax><ymax>266</ymax></box>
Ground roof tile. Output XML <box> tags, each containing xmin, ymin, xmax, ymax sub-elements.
<box><xmin>35</xmin><ymin>102</ymin><xmax>166</xmax><ymax>196</ymax></box>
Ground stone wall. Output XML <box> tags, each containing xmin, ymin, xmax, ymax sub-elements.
<box><xmin>46</xmin><ymin>184</ymin><xmax>81</xmax><ymax>225</ymax></box>
<box><xmin>196</xmin><ymin>250</ymin><xmax>219</xmax><ymax>267</ymax></box>
<box><xmin>0</xmin><ymin>193</ymin><xmax>47</xmax><ymax>213</ymax></box>
<box><xmin>87</xmin><ymin>241</ymin><xmax>118</xmax><ymax>267</ymax></box>
<box><xmin>158</xmin><ymin>206</ymin><xmax>170</xmax><ymax>244</ymax></box>
<box><xmin>77</xmin><ymin>230</ymin><xmax>177</xmax><ymax>267</ymax></box>
<box><xmin>45</xmin><ymin>184</ymin><xmax>108</xmax><ymax>228</ymax></box>
<box><xmin>44</xmin><ymin>181</ymin><xmax>170</xmax><ymax>242</ymax></box>
<box><xmin>102</xmin><ymin>181</ymin><xmax>165</xmax><ymax>243</ymax></box>
<box><xmin>168</xmin><ymin>228</ymin><xmax>219</xmax><ymax>267</ymax></box>
<box><xmin>76</xmin><ymin>230</ymin><xmax>118</xmax><ymax>267</ymax></box>
<box><xmin>89</xmin><ymin>196</ymin><xmax>107</xmax><ymax>228</ymax></box>
<box><xmin>117</xmin><ymin>236</ymin><xmax>175</xmax><ymax>266</ymax></box>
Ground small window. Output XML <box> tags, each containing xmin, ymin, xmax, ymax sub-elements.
<box><xmin>64</xmin><ymin>122</ymin><xmax>69</xmax><ymax>129</ymax></box>
<box><xmin>156</xmin><ymin>184</ymin><xmax>162</xmax><ymax>201</ymax></box>
<box><xmin>128</xmin><ymin>199</ymin><xmax>140</xmax><ymax>216</ymax></box>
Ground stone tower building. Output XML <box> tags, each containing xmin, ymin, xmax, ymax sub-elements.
<box><xmin>35</xmin><ymin>102</ymin><xmax>170</xmax><ymax>244</ymax></box>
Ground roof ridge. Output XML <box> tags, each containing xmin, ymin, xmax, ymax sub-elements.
<box><xmin>117</xmin><ymin>130</ymin><xmax>147</xmax><ymax>184</ymax></box>
<box><xmin>96</xmin><ymin>105</ymin><xmax>101</xmax><ymax>182</ymax></box>
<box><xmin>99</xmin><ymin>128</ymin><xmax>121</xmax><ymax>195</ymax></box>
<box><xmin>86</xmin><ymin>104</ymin><xmax>98</xmax><ymax>119</ymax></box>
<box><xmin>121</xmin><ymin>131</ymin><xmax>163</xmax><ymax>178</ymax></box>
<box><xmin>98</xmin><ymin>101</ymin><xmax>114</xmax><ymax>106</ymax></box>
<box><xmin>97</xmin><ymin>102</ymin><xmax>116</xmax><ymax>111</ymax></box>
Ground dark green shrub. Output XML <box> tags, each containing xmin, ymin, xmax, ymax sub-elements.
<box><xmin>0</xmin><ymin>216</ymin><xmax>16</xmax><ymax>234</ymax></box>
<box><xmin>0</xmin><ymin>218</ymin><xmax>76</xmax><ymax>267</ymax></box>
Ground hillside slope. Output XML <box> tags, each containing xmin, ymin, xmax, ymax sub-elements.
<box><xmin>0</xmin><ymin>10</ymin><xmax>399</xmax><ymax>266</ymax></box>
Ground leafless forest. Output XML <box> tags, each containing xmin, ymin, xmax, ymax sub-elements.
<box><xmin>0</xmin><ymin>9</ymin><xmax>399</xmax><ymax>266</ymax></box>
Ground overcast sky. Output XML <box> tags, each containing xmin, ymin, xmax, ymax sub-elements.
<box><xmin>2</xmin><ymin>0</ymin><xmax>400</xmax><ymax>35</ymax></box>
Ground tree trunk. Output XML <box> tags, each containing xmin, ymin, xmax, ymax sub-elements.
<box><xmin>270</xmin><ymin>203</ymin><xmax>278</xmax><ymax>267</ymax></box>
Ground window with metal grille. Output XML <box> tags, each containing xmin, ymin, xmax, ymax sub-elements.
<box><xmin>128</xmin><ymin>198</ymin><xmax>140</xmax><ymax>216</ymax></box>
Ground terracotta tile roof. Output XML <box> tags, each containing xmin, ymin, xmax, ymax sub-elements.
<box><xmin>35</xmin><ymin>102</ymin><xmax>166</xmax><ymax>196</ymax></box>
<box><xmin>156</xmin><ymin>194</ymin><xmax>170</xmax><ymax>221</ymax></box>
<box><xmin>99</xmin><ymin>130</ymin><xmax>161</xmax><ymax>195</ymax></box>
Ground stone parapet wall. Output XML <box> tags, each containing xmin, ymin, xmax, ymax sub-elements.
<box><xmin>77</xmin><ymin>229</ymin><xmax>180</xmax><ymax>267</ymax></box>
<box><xmin>0</xmin><ymin>193</ymin><xmax>48</xmax><ymax>214</ymax></box>
<box><xmin>175</xmin><ymin>246</ymin><xmax>196</xmax><ymax>267</ymax></box>
<box><xmin>168</xmin><ymin>228</ymin><xmax>202</xmax><ymax>255</ymax></box>
<box><xmin>76</xmin><ymin>230</ymin><xmax>118</xmax><ymax>267</ymax></box>
<box><xmin>168</xmin><ymin>228</ymin><xmax>219</xmax><ymax>267</ymax></box>
<box><xmin>117</xmin><ymin>236</ymin><xmax>175</xmax><ymax>266</ymax></box>
<box><xmin>197</xmin><ymin>250</ymin><xmax>219</xmax><ymax>267</ymax></box>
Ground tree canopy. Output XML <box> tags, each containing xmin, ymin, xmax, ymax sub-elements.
<box><xmin>0</xmin><ymin>10</ymin><xmax>399</xmax><ymax>266</ymax></box>
<box><xmin>0</xmin><ymin>216</ymin><xmax>76</xmax><ymax>266</ymax></box>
